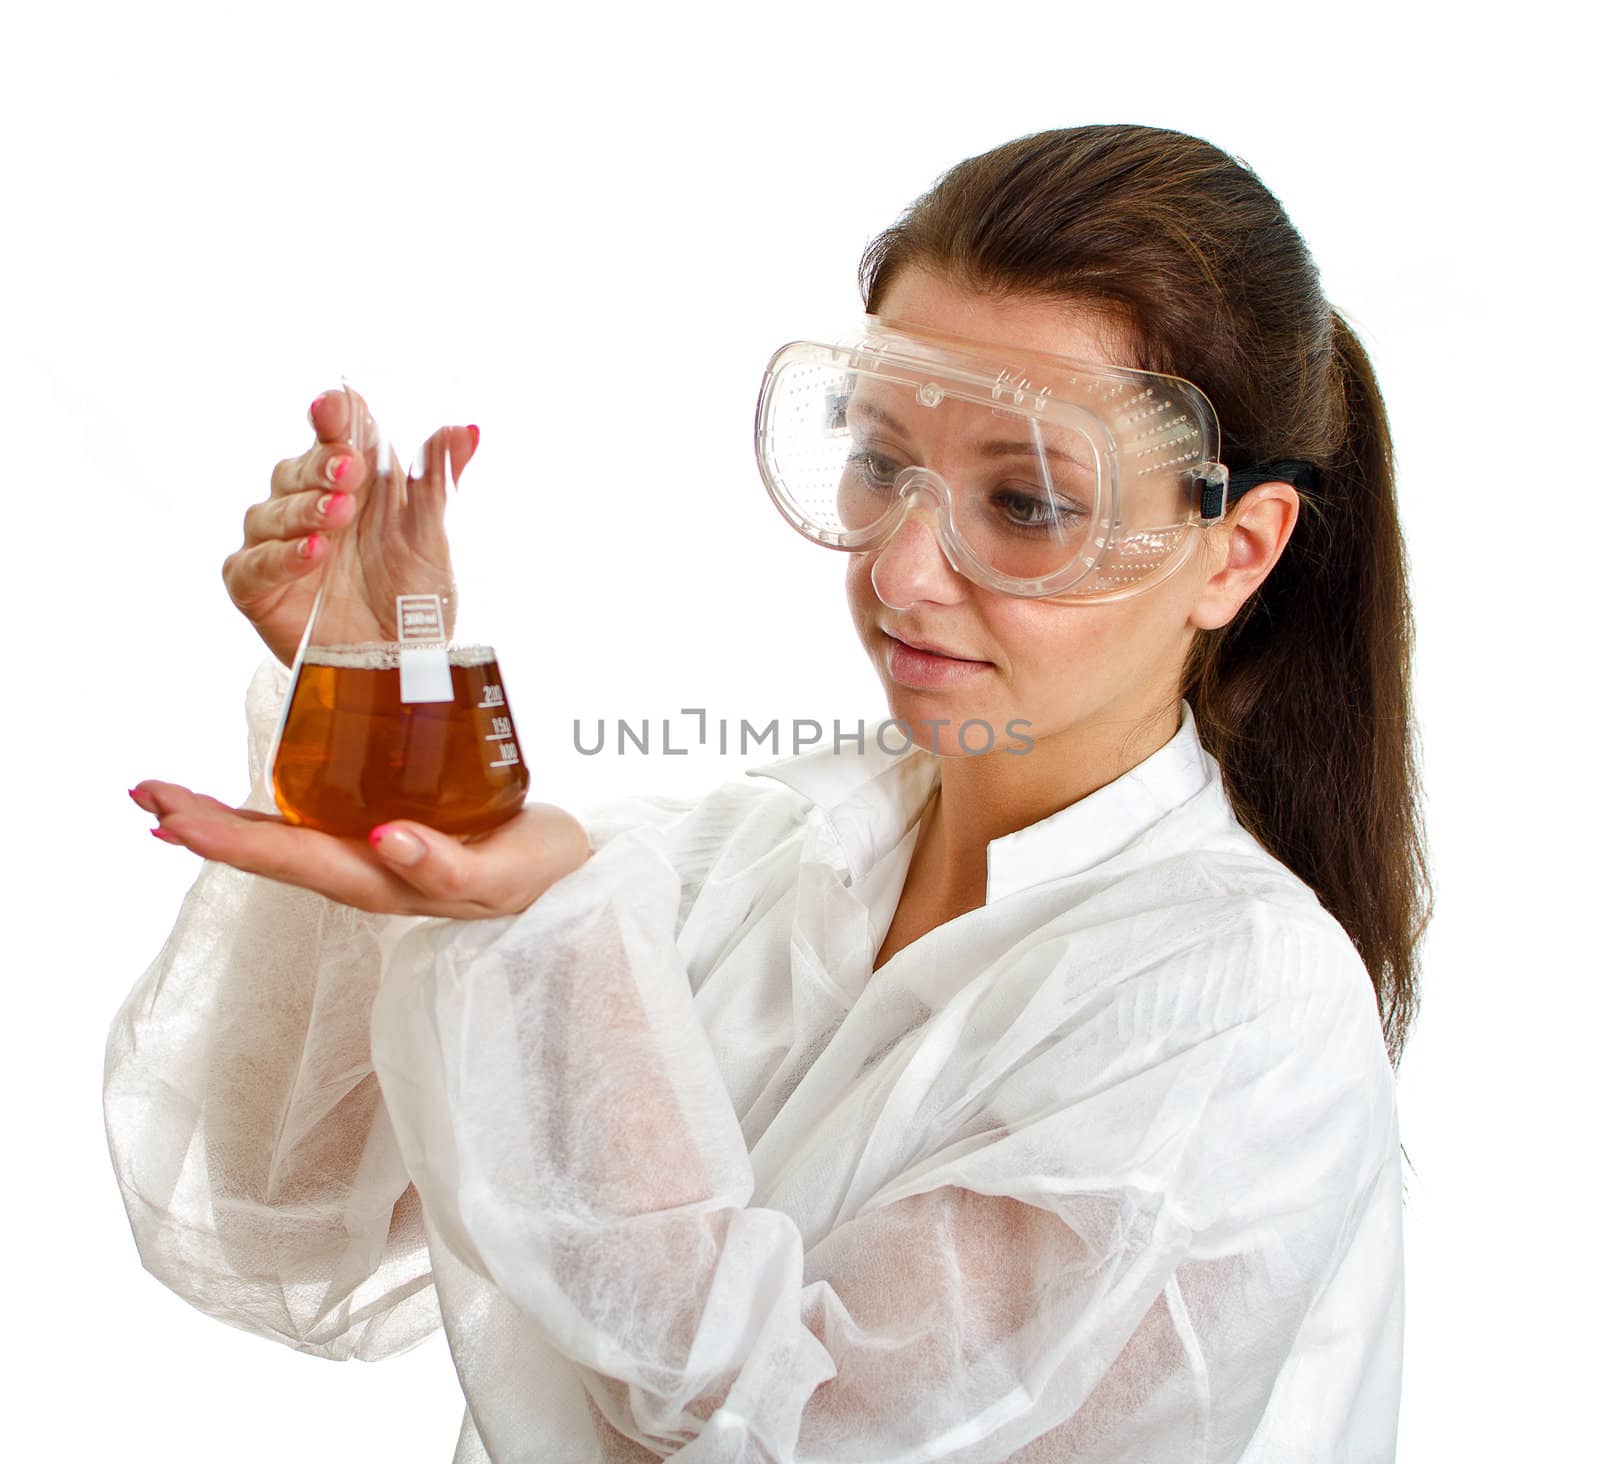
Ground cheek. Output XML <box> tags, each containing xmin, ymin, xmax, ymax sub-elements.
<box><xmin>998</xmin><ymin>606</ymin><xmax>1111</xmax><ymax>679</ymax></box>
<box><xmin>991</xmin><ymin>604</ymin><xmax>1151</xmax><ymax>723</ymax></box>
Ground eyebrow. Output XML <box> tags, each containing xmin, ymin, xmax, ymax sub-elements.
<box><xmin>849</xmin><ymin>400</ymin><xmax>1093</xmax><ymax>471</ymax></box>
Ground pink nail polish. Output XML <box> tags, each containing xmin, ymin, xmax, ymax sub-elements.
<box><xmin>151</xmin><ymin>827</ymin><xmax>182</xmax><ymax>845</ymax></box>
<box><xmin>309</xmin><ymin>393</ymin><xmax>327</xmax><ymax>425</ymax></box>
<box><xmin>329</xmin><ymin>455</ymin><xmax>352</xmax><ymax>485</ymax></box>
<box><xmin>298</xmin><ymin>533</ymin><xmax>321</xmax><ymax>558</ymax></box>
<box><xmin>370</xmin><ymin>825</ymin><xmax>425</xmax><ymax>865</ymax></box>
<box><xmin>467</xmin><ymin>424</ymin><xmax>480</xmax><ymax>450</ymax></box>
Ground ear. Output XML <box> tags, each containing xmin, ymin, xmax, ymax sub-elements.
<box><xmin>1189</xmin><ymin>482</ymin><xmax>1300</xmax><ymax>631</ymax></box>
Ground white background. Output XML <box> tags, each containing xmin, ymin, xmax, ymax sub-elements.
<box><xmin>4</xmin><ymin>1</ymin><xmax>1591</xmax><ymax>1458</ymax></box>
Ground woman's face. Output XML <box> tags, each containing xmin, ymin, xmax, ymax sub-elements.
<box><xmin>847</xmin><ymin>267</ymin><xmax>1219</xmax><ymax>758</ymax></box>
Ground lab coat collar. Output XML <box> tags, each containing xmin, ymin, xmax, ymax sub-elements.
<box><xmin>982</xmin><ymin>702</ymin><xmax>1212</xmax><ymax>902</ymax></box>
<box><xmin>745</xmin><ymin>703</ymin><xmax>1213</xmax><ymax>904</ymax></box>
<box><xmin>745</xmin><ymin>724</ymin><xmax>941</xmax><ymax>886</ymax></box>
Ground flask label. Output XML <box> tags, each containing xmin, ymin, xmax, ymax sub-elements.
<box><xmin>396</xmin><ymin>594</ymin><xmax>453</xmax><ymax>704</ymax></box>
<box><xmin>398</xmin><ymin>594</ymin><xmax>446</xmax><ymax>642</ymax></box>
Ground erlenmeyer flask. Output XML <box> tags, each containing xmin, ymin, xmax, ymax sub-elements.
<box><xmin>267</xmin><ymin>378</ymin><xmax>529</xmax><ymax>837</ymax></box>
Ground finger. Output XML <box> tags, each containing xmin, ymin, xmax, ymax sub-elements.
<box><xmin>308</xmin><ymin>384</ymin><xmax>380</xmax><ymax>451</ymax></box>
<box><xmin>434</xmin><ymin>423</ymin><xmax>479</xmax><ymax>487</ymax></box>
<box><xmin>132</xmin><ymin>780</ymin><xmax>281</xmax><ymax>822</ymax></box>
<box><xmin>307</xmin><ymin>386</ymin><xmax>347</xmax><ymax>442</ymax></box>
<box><xmin>222</xmin><ymin>532</ymin><xmax>330</xmax><ymax>608</ymax></box>
<box><xmin>395</xmin><ymin>425</ymin><xmax>478</xmax><ymax>568</ymax></box>
<box><xmin>242</xmin><ymin>486</ymin><xmax>358</xmax><ymax>548</ymax></box>
<box><xmin>397</xmin><ymin>427</ymin><xmax>466</xmax><ymax>556</ymax></box>
<box><xmin>335</xmin><ymin>384</ymin><xmax>381</xmax><ymax>456</ymax></box>
<box><xmin>267</xmin><ymin>383</ymin><xmax>378</xmax><ymax>500</ymax></box>
<box><xmin>156</xmin><ymin>805</ymin><xmax>415</xmax><ymax>913</ymax></box>
<box><xmin>268</xmin><ymin>441</ymin><xmax>365</xmax><ymax>500</ymax></box>
<box><xmin>404</xmin><ymin>424</ymin><xmax>480</xmax><ymax>500</ymax></box>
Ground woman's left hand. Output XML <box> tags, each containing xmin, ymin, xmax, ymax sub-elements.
<box><xmin>129</xmin><ymin>783</ymin><xmax>592</xmax><ymax>918</ymax></box>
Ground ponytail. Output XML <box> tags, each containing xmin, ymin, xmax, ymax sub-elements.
<box><xmin>1182</xmin><ymin>313</ymin><xmax>1431</xmax><ymax>1068</ymax></box>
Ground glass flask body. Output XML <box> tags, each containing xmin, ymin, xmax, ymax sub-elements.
<box><xmin>268</xmin><ymin>380</ymin><xmax>529</xmax><ymax>837</ymax></box>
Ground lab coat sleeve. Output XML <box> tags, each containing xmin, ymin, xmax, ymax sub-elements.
<box><xmin>369</xmin><ymin>819</ymin><xmax>1396</xmax><ymax>1459</ymax></box>
<box><xmin>100</xmin><ymin>660</ymin><xmax>705</xmax><ymax>1362</ymax></box>
<box><xmin>102</xmin><ymin>660</ymin><xmax>440</xmax><ymax>1358</ymax></box>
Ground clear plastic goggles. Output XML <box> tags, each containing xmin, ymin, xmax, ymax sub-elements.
<box><xmin>755</xmin><ymin>318</ymin><xmax>1233</xmax><ymax>601</ymax></box>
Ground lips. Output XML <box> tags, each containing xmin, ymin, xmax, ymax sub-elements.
<box><xmin>882</xmin><ymin>627</ymin><xmax>987</xmax><ymax>663</ymax></box>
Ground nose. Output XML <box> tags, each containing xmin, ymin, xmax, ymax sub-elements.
<box><xmin>868</xmin><ymin>497</ymin><xmax>966</xmax><ymax>612</ymax></box>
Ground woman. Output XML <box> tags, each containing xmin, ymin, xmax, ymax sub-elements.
<box><xmin>106</xmin><ymin>124</ymin><xmax>1429</xmax><ymax>1461</ymax></box>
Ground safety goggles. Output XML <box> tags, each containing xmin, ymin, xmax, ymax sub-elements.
<box><xmin>755</xmin><ymin>318</ymin><xmax>1241</xmax><ymax>601</ymax></box>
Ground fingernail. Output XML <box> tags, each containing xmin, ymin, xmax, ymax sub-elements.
<box><xmin>151</xmin><ymin>827</ymin><xmax>182</xmax><ymax>845</ymax></box>
<box><xmin>467</xmin><ymin>424</ymin><xmax>479</xmax><ymax>450</ymax></box>
<box><xmin>128</xmin><ymin>786</ymin><xmax>157</xmax><ymax>813</ymax></box>
<box><xmin>370</xmin><ymin>825</ymin><xmax>425</xmax><ymax>865</ymax></box>
<box><xmin>309</xmin><ymin>393</ymin><xmax>327</xmax><ymax>426</ymax></box>
<box><xmin>316</xmin><ymin>491</ymin><xmax>347</xmax><ymax>517</ymax></box>
<box><xmin>298</xmin><ymin>533</ymin><xmax>321</xmax><ymax>559</ymax></box>
<box><xmin>327</xmin><ymin>455</ymin><xmax>352</xmax><ymax>485</ymax></box>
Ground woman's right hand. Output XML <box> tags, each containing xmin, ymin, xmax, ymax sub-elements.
<box><xmin>223</xmin><ymin>388</ymin><xmax>479</xmax><ymax>666</ymax></box>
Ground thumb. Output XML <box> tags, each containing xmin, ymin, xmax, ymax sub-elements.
<box><xmin>446</xmin><ymin>422</ymin><xmax>479</xmax><ymax>486</ymax></box>
<box><xmin>368</xmin><ymin>820</ymin><xmax>474</xmax><ymax>897</ymax></box>
<box><xmin>413</xmin><ymin>423</ymin><xmax>480</xmax><ymax>494</ymax></box>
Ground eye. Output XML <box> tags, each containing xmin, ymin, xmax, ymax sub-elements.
<box><xmin>992</xmin><ymin>486</ymin><xmax>1087</xmax><ymax>532</ymax></box>
<box><xmin>845</xmin><ymin>447</ymin><xmax>904</xmax><ymax>489</ymax></box>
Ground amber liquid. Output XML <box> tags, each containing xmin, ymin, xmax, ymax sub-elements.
<box><xmin>272</xmin><ymin>645</ymin><xmax>530</xmax><ymax>836</ymax></box>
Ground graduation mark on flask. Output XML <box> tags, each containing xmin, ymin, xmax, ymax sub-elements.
<box><xmin>486</xmin><ymin>712</ymin><xmax>521</xmax><ymax>769</ymax></box>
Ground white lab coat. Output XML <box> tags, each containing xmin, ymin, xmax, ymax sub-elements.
<box><xmin>104</xmin><ymin>661</ymin><xmax>1403</xmax><ymax>1462</ymax></box>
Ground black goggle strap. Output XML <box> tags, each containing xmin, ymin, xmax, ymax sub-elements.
<box><xmin>1200</xmin><ymin>459</ymin><xmax>1320</xmax><ymax>520</ymax></box>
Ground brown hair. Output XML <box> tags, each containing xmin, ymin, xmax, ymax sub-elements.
<box><xmin>860</xmin><ymin>125</ymin><xmax>1430</xmax><ymax>1069</ymax></box>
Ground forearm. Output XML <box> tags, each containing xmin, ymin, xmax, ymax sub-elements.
<box><xmin>367</xmin><ymin>832</ymin><xmax>1117</xmax><ymax>1460</ymax></box>
<box><xmin>370</xmin><ymin>853</ymin><xmax>1147</xmax><ymax>1459</ymax></box>
<box><xmin>372</xmin><ymin>825</ymin><xmax>836</xmax><ymax>1432</ymax></box>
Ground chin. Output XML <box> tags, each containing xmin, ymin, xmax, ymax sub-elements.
<box><xmin>878</xmin><ymin>684</ymin><xmax>1018</xmax><ymax>758</ymax></box>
